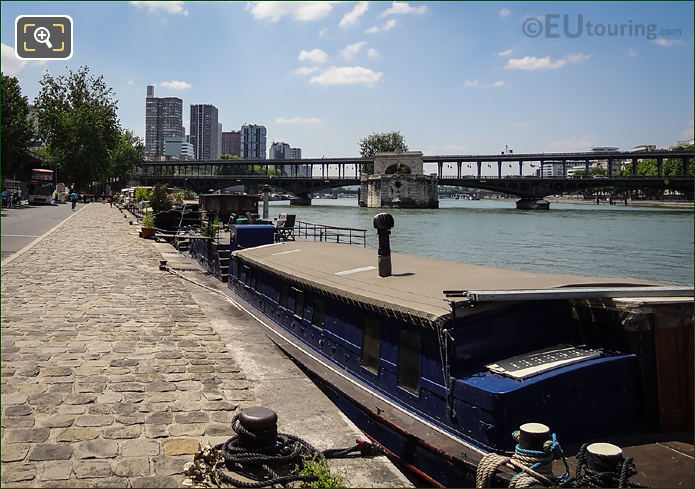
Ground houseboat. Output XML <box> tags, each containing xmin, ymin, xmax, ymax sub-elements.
<box><xmin>223</xmin><ymin>225</ymin><xmax>693</xmax><ymax>487</ymax></box>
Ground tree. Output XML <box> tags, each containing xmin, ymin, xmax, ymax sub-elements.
<box><xmin>149</xmin><ymin>183</ymin><xmax>172</xmax><ymax>213</ymax></box>
<box><xmin>34</xmin><ymin>66</ymin><xmax>120</xmax><ymax>190</ymax></box>
<box><xmin>109</xmin><ymin>129</ymin><xmax>144</xmax><ymax>184</ymax></box>
<box><xmin>1</xmin><ymin>73</ymin><xmax>34</xmax><ymax>179</ymax></box>
<box><xmin>359</xmin><ymin>131</ymin><xmax>408</xmax><ymax>174</ymax></box>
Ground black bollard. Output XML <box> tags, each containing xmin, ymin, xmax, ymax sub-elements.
<box><xmin>373</xmin><ymin>213</ymin><xmax>395</xmax><ymax>277</ymax></box>
<box><xmin>237</xmin><ymin>406</ymin><xmax>278</xmax><ymax>449</ymax></box>
<box><xmin>517</xmin><ymin>422</ymin><xmax>551</xmax><ymax>450</ymax></box>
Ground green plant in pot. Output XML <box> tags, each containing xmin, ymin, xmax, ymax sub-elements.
<box><xmin>141</xmin><ymin>211</ymin><xmax>156</xmax><ymax>239</ymax></box>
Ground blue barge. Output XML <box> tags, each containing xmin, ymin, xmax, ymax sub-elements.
<box><xmin>220</xmin><ymin>226</ymin><xmax>693</xmax><ymax>487</ymax></box>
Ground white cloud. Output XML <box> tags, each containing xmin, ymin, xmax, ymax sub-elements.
<box><xmin>298</xmin><ymin>48</ymin><xmax>328</xmax><ymax>64</ymax></box>
<box><xmin>1</xmin><ymin>43</ymin><xmax>46</xmax><ymax>76</ymax></box>
<box><xmin>653</xmin><ymin>38</ymin><xmax>683</xmax><ymax>47</ymax></box>
<box><xmin>498</xmin><ymin>49</ymin><xmax>512</xmax><ymax>57</ymax></box>
<box><xmin>318</xmin><ymin>26</ymin><xmax>328</xmax><ymax>38</ymax></box>
<box><xmin>627</xmin><ymin>48</ymin><xmax>637</xmax><ymax>57</ymax></box>
<box><xmin>499</xmin><ymin>8</ymin><xmax>511</xmax><ymax>18</ymax></box>
<box><xmin>1</xmin><ymin>43</ymin><xmax>27</xmax><ymax>76</ymax></box>
<box><xmin>340</xmin><ymin>2</ymin><xmax>369</xmax><ymax>28</ymax></box>
<box><xmin>367</xmin><ymin>48</ymin><xmax>379</xmax><ymax>59</ymax></box>
<box><xmin>292</xmin><ymin>66</ymin><xmax>320</xmax><ymax>75</ymax></box>
<box><xmin>366</xmin><ymin>19</ymin><xmax>396</xmax><ymax>33</ymax></box>
<box><xmin>160</xmin><ymin>80</ymin><xmax>191</xmax><ymax>90</ymax></box>
<box><xmin>380</xmin><ymin>1</ymin><xmax>427</xmax><ymax>17</ymax></box>
<box><xmin>505</xmin><ymin>53</ymin><xmax>590</xmax><ymax>70</ymax></box>
<box><xmin>464</xmin><ymin>79</ymin><xmax>504</xmax><ymax>88</ymax></box>
<box><xmin>246</xmin><ymin>1</ymin><xmax>334</xmax><ymax>22</ymax></box>
<box><xmin>127</xmin><ymin>80</ymin><xmax>134</xmax><ymax>85</ymax></box>
<box><xmin>130</xmin><ymin>1</ymin><xmax>188</xmax><ymax>16</ymax></box>
<box><xmin>545</xmin><ymin>135</ymin><xmax>596</xmax><ymax>153</ymax></box>
<box><xmin>512</xmin><ymin>122</ymin><xmax>528</xmax><ymax>127</ymax></box>
<box><xmin>340</xmin><ymin>41</ymin><xmax>367</xmax><ymax>60</ymax></box>
<box><xmin>310</xmin><ymin>66</ymin><xmax>383</xmax><ymax>85</ymax></box>
<box><xmin>275</xmin><ymin>117</ymin><xmax>322</xmax><ymax>124</ymax></box>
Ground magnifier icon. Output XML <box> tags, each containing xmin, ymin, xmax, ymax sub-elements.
<box><xmin>33</xmin><ymin>27</ymin><xmax>53</xmax><ymax>49</ymax></box>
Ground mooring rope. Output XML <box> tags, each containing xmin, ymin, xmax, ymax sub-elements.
<box><xmin>559</xmin><ymin>443</ymin><xmax>646</xmax><ymax>488</ymax></box>
<box><xmin>476</xmin><ymin>432</ymin><xmax>569</xmax><ymax>488</ymax></box>
<box><xmin>185</xmin><ymin>414</ymin><xmax>378</xmax><ymax>487</ymax></box>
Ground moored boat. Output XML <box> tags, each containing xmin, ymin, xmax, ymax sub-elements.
<box><xmin>223</xmin><ymin>224</ymin><xmax>693</xmax><ymax>487</ymax></box>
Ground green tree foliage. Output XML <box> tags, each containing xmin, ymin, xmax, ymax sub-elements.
<box><xmin>1</xmin><ymin>73</ymin><xmax>34</xmax><ymax>179</ymax></box>
<box><xmin>359</xmin><ymin>131</ymin><xmax>408</xmax><ymax>174</ymax></box>
<box><xmin>34</xmin><ymin>66</ymin><xmax>120</xmax><ymax>190</ymax></box>
<box><xmin>149</xmin><ymin>183</ymin><xmax>172</xmax><ymax>213</ymax></box>
<box><xmin>109</xmin><ymin>129</ymin><xmax>144</xmax><ymax>183</ymax></box>
<box><xmin>616</xmin><ymin>148</ymin><xmax>694</xmax><ymax>177</ymax></box>
<box><xmin>220</xmin><ymin>154</ymin><xmax>241</xmax><ymax>160</ymax></box>
<box><xmin>135</xmin><ymin>187</ymin><xmax>151</xmax><ymax>201</ymax></box>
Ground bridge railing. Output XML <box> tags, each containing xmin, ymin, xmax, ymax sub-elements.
<box><xmin>294</xmin><ymin>220</ymin><xmax>366</xmax><ymax>247</ymax></box>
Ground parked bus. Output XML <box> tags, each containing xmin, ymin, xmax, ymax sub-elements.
<box><xmin>27</xmin><ymin>168</ymin><xmax>55</xmax><ymax>205</ymax></box>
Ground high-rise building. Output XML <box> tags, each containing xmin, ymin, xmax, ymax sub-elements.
<box><xmin>164</xmin><ymin>137</ymin><xmax>195</xmax><ymax>160</ymax></box>
<box><xmin>217</xmin><ymin>123</ymin><xmax>222</xmax><ymax>160</ymax></box>
<box><xmin>190</xmin><ymin>104</ymin><xmax>220</xmax><ymax>160</ymax></box>
<box><xmin>145</xmin><ymin>85</ymin><xmax>184</xmax><ymax>159</ymax></box>
<box><xmin>221</xmin><ymin>131</ymin><xmax>241</xmax><ymax>156</ymax></box>
<box><xmin>240</xmin><ymin>124</ymin><xmax>267</xmax><ymax>159</ymax></box>
<box><xmin>269</xmin><ymin>142</ymin><xmax>309</xmax><ymax>176</ymax></box>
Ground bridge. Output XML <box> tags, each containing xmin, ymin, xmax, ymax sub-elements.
<box><xmin>136</xmin><ymin>150</ymin><xmax>693</xmax><ymax>202</ymax></box>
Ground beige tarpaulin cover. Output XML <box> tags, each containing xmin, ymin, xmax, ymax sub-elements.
<box><xmin>234</xmin><ymin>241</ymin><xmax>657</xmax><ymax>325</ymax></box>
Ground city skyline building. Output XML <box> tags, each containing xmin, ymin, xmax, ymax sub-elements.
<box><xmin>269</xmin><ymin>141</ymin><xmax>309</xmax><ymax>176</ymax></box>
<box><xmin>240</xmin><ymin>124</ymin><xmax>267</xmax><ymax>159</ymax></box>
<box><xmin>222</xmin><ymin>130</ymin><xmax>241</xmax><ymax>156</ymax></box>
<box><xmin>145</xmin><ymin>85</ymin><xmax>184</xmax><ymax>160</ymax></box>
<box><xmin>190</xmin><ymin>104</ymin><xmax>220</xmax><ymax>160</ymax></box>
<box><xmin>164</xmin><ymin>137</ymin><xmax>195</xmax><ymax>160</ymax></box>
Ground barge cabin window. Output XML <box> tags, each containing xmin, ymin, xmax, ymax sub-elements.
<box><xmin>361</xmin><ymin>318</ymin><xmax>380</xmax><ymax>374</ymax></box>
<box><xmin>291</xmin><ymin>287</ymin><xmax>304</xmax><ymax>319</ymax></box>
<box><xmin>312</xmin><ymin>297</ymin><xmax>325</xmax><ymax>328</ymax></box>
<box><xmin>239</xmin><ymin>265</ymin><xmax>249</xmax><ymax>284</ymax></box>
<box><xmin>254</xmin><ymin>272</ymin><xmax>263</xmax><ymax>293</ymax></box>
<box><xmin>279</xmin><ymin>283</ymin><xmax>288</xmax><ymax>308</ymax></box>
<box><xmin>397</xmin><ymin>329</ymin><xmax>421</xmax><ymax>394</ymax></box>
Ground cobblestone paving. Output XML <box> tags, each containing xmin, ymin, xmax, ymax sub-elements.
<box><xmin>1</xmin><ymin>204</ymin><xmax>254</xmax><ymax>487</ymax></box>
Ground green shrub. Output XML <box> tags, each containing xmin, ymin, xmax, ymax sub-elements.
<box><xmin>142</xmin><ymin>211</ymin><xmax>155</xmax><ymax>229</ymax></box>
<box><xmin>135</xmin><ymin>187</ymin><xmax>151</xmax><ymax>201</ymax></box>
<box><xmin>149</xmin><ymin>183</ymin><xmax>172</xmax><ymax>213</ymax></box>
<box><xmin>299</xmin><ymin>456</ymin><xmax>346</xmax><ymax>488</ymax></box>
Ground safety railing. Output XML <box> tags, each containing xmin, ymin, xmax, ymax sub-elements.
<box><xmin>294</xmin><ymin>220</ymin><xmax>366</xmax><ymax>247</ymax></box>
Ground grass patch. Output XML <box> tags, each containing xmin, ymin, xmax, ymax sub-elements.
<box><xmin>299</xmin><ymin>455</ymin><xmax>346</xmax><ymax>488</ymax></box>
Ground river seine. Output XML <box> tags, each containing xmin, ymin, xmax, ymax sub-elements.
<box><xmin>269</xmin><ymin>198</ymin><xmax>693</xmax><ymax>286</ymax></box>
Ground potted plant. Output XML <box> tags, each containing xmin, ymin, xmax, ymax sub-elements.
<box><xmin>141</xmin><ymin>211</ymin><xmax>156</xmax><ymax>239</ymax></box>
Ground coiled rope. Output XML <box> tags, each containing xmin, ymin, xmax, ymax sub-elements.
<box><xmin>560</xmin><ymin>443</ymin><xmax>646</xmax><ymax>488</ymax></box>
<box><xmin>476</xmin><ymin>432</ymin><xmax>569</xmax><ymax>488</ymax></box>
<box><xmin>185</xmin><ymin>413</ymin><xmax>377</xmax><ymax>487</ymax></box>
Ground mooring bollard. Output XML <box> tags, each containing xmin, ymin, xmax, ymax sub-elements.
<box><xmin>586</xmin><ymin>442</ymin><xmax>624</xmax><ymax>472</ymax></box>
<box><xmin>236</xmin><ymin>406</ymin><xmax>279</xmax><ymax>449</ymax></box>
<box><xmin>373</xmin><ymin>213</ymin><xmax>394</xmax><ymax>277</ymax></box>
<box><xmin>517</xmin><ymin>422</ymin><xmax>551</xmax><ymax>450</ymax></box>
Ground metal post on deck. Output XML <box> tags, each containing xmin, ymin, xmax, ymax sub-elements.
<box><xmin>373</xmin><ymin>213</ymin><xmax>394</xmax><ymax>277</ymax></box>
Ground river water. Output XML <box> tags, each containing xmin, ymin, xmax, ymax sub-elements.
<box><xmin>268</xmin><ymin>198</ymin><xmax>693</xmax><ymax>286</ymax></box>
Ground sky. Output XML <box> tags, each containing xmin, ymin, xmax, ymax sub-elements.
<box><xmin>2</xmin><ymin>1</ymin><xmax>694</xmax><ymax>160</ymax></box>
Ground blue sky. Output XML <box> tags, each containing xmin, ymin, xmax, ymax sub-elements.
<box><xmin>2</xmin><ymin>1</ymin><xmax>693</xmax><ymax>159</ymax></box>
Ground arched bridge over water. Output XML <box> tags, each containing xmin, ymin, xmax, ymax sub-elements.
<box><xmin>137</xmin><ymin>150</ymin><xmax>693</xmax><ymax>200</ymax></box>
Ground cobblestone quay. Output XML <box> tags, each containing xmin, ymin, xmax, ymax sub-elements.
<box><xmin>1</xmin><ymin>204</ymin><xmax>253</xmax><ymax>487</ymax></box>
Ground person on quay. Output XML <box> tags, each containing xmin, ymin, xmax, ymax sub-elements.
<box><xmin>71</xmin><ymin>190</ymin><xmax>78</xmax><ymax>210</ymax></box>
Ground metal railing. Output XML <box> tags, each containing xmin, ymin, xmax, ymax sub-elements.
<box><xmin>294</xmin><ymin>220</ymin><xmax>366</xmax><ymax>247</ymax></box>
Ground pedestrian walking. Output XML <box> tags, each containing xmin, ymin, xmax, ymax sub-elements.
<box><xmin>16</xmin><ymin>188</ymin><xmax>22</xmax><ymax>205</ymax></box>
<box><xmin>108</xmin><ymin>192</ymin><xmax>114</xmax><ymax>208</ymax></box>
<box><xmin>71</xmin><ymin>191</ymin><xmax>78</xmax><ymax>210</ymax></box>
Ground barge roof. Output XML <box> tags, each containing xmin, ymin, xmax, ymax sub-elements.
<box><xmin>233</xmin><ymin>241</ymin><xmax>661</xmax><ymax>327</ymax></box>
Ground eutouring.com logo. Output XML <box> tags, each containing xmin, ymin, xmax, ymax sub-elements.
<box><xmin>522</xmin><ymin>14</ymin><xmax>682</xmax><ymax>40</ymax></box>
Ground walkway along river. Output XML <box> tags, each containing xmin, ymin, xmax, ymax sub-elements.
<box><xmin>269</xmin><ymin>198</ymin><xmax>693</xmax><ymax>286</ymax></box>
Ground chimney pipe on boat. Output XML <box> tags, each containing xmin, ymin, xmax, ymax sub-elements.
<box><xmin>373</xmin><ymin>213</ymin><xmax>395</xmax><ymax>277</ymax></box>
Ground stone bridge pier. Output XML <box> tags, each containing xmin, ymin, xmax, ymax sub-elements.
<box><xmin>359</xmin><ymin>152</ymin><xmax>438</xmax><ymax>208</ymax></box>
